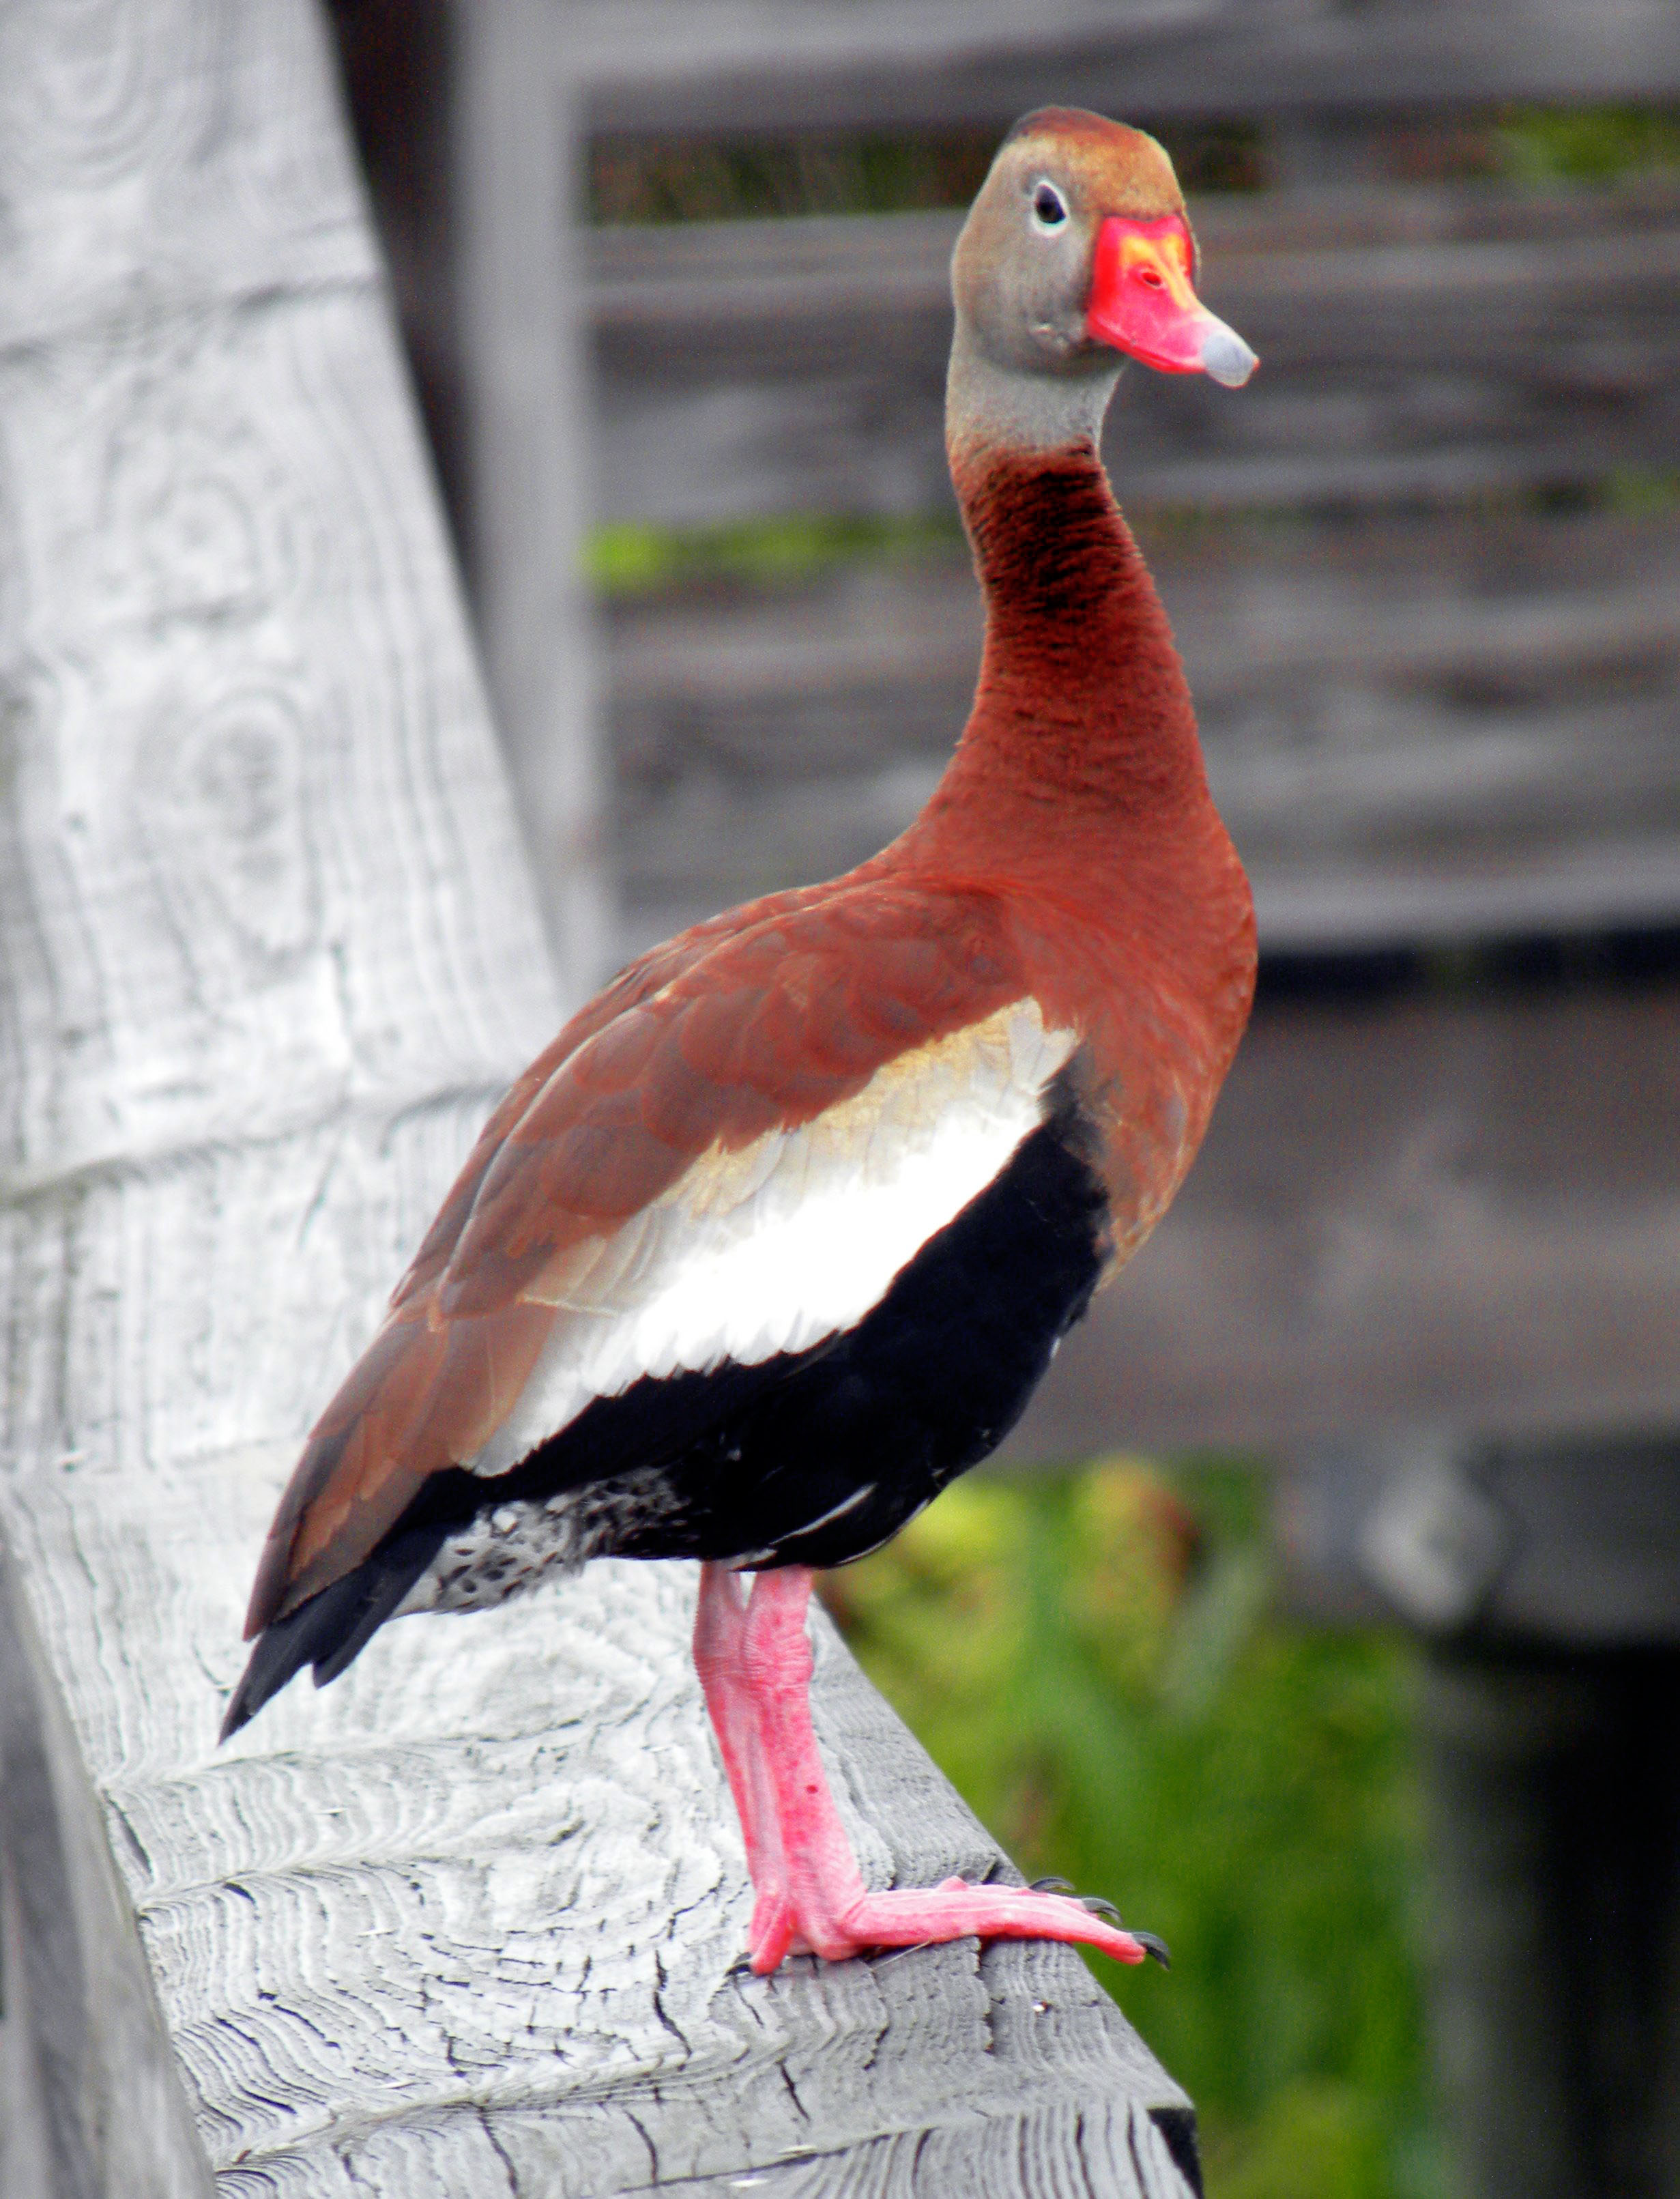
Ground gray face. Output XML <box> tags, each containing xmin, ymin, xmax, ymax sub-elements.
<box><xmin>944</xmin><ymin>115</ymin><xmax>1208</xmax><ymax>455</ymax></box>
<box><xmin>950</xmin><ymin>126</ymin><xmax>1188</xmax><ymax>382</ymax></box>
<box><xmin>952</xmin><ymin>144</ymin><xmax>1107</xmax><ymax>378</ymax></box>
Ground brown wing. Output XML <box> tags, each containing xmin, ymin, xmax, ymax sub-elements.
<box><xmin>244</xmin><ymin>882</ymin><xmax>1024</xmax><ymax>1635</ymax></box>
<box><xmin>388</xmin><ymin>882</ymin><xmax>824</xmax><ymax>1314</ymax></box>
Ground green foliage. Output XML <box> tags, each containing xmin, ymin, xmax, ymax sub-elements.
<box><xmin>1498</xmin><ymin>106</ymin><xmax>1680</xmax><ymax>184</ymax></box>
<box><xmin>822</xmin><ymin>1460</ymin><xmax>1442</xmax><ymax>2199</ymax></box>
<box><xmin>588</xmin><ymin>512</ymin><xmax>963</xmax><ymax>599</ymax></box>
<box><xmin>590</xmin><ymin>126</ymin><xmax>1001</xmax><ymax>227</ymax></box>
<box><xmin>1602</xmin><ymin>466</ymin><xmax>1680</xmax><ymax>518</ymax></box>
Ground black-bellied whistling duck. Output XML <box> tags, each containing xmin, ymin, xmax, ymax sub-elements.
<box><xmin>225</xmin><ymin>110</ymin><xmax>1258</xmax><ymax>1977</ymax></box>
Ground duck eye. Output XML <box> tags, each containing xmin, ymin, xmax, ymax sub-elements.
<box><xmin>1031</xmin><ymin>183</ymin><xmax>1067</xmax><ymax>230</ymax></box>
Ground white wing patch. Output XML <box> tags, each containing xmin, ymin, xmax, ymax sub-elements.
<box><xmin>468</xmin><ymin>999</ymin><xmax>1077</xmax><ymax>1476</ymax></box>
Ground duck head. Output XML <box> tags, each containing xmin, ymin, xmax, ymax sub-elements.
<box><xmin>950</xmin><ymin>108</ymin><xmax>1256</xmax><ymax>452</ymax></box>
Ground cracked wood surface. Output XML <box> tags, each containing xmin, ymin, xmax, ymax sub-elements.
<box><xmin>0</xmin><ymin>3</ymin><xmax>1193</xmax><ymax>2192</ymax></box>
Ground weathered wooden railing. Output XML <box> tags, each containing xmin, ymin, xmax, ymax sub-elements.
<box><xmin>0</xmin><ymin>3</ymin><xmax>1199</xmax><ymax>2193</ymax></box>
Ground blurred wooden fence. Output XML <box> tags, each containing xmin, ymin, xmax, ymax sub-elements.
<box><xmin>595</xmin><ymin>188</ymin><xmax>1680</xmax><ymax>951</ymax></box>
<box><xmin>403</xmin><ymin>0</ymin><xmax>1680</xmax><ymax>1458</ymax></box>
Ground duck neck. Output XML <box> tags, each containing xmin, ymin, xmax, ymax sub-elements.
<box><xmin>906</xmin><ymin>368</ymin><xmax>1221</xmax><ymax>897</ymax></box>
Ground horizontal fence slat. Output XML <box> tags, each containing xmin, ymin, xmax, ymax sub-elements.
<box><xmin>559</xmin><ymin>0</ymin><xmax>1680</xmax><ymax>134</ymax></box>
<box><xmin>1006</xmin><ymin>980</ymin><xmax>1680</xmax><ymax>1456</ymax></box>
<box><xmin>607</xmin><ymin>502</ymin><xmax>1680</xmax><ymax>953</ymax></box>
<box><xmin>590</xmin><ymin>172</ymin><xmax>1680</xmax><ymax>954</ymax></box>
<box><xmin>589</xmin><ymin>182</ymin><xmax>1680</xmax><ymax>528</ymax></box>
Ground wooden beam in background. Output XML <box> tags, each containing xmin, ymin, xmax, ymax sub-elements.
<box><xmin>557</xmin><ymin>0</ymin><xmax>1680</xmax><ymax>136</ymax></box>
<box><xmin>588</xmin><ymin>184</ymin><xmax>1680</xmax><ymax>525</ymax></box>
<box><xmin>1011</xmin><ymin>982</ymin><xmax>1680</xmax><ymax>1459</ymax></box>
<box><xmin>606</xmin><ymin>500</ymin><xmax>1680</xmax><ymax>954</ymax></box>
<box><xmin>457</xmin><ymin>1</ymin><xmax>615</xmax><ymax>999</ymax></box>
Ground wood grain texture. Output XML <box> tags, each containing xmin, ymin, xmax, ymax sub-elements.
<box><xmin>0</xmin><ymin>1538</ymin><xmax>213</xmax><ymax>2199</ymax></box>
<box><xmin>0</xmin><ymin>3</ymin><xmax>1193</xmax><ymax>2194</ymax></box>
<box><xmin>551</xmin><ymin>0</ymin><xmax>1680</xmax><ymax>134</ymax></box>
<box><xmin>9</xmin><ymin>1448</ymin><xmax>1186</xmax><ymax>2196</ymax></box>
<box><xmin>607</xmin><ymin>501</ymin><xmax>1680</xmax><ymax>954</ymax></box>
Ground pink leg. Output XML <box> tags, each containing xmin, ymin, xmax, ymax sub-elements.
<box><xmin>692</xmin><ymin>1562</ymin><xmax>792</xmax><ymax>1961</ymax></box>
<box><xmin>707</xmin><ymin>1565</ymin><xmax>1151</xmax><ymax>1976</ymax></box>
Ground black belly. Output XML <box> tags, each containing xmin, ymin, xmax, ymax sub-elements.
<box><xmin>225</xmin><ymin>1091</ymin><xmax>1114</xmax><ymax>1729</ymax></box>
<box><xmin>446</xmin><ymin>1091</ymin><xmax>1112</xmax><ymax>1571</ymax></box>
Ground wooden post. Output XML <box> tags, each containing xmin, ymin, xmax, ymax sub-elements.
<box><xmin>454</xmin><ymin>1</ymin><xmax>614</xmax><ymax>1000</ymax></box>
<box><xmin>0</xmin><ymin>3</ymin><xmax>1196</xmax><ymax>2191</ymax></box>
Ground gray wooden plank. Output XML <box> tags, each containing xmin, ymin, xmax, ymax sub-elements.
<box><xmin>0</xmin><ymin>3</ymin><xmax>1193</xmax><ymax>2192</ymax></box>
<box><xmin>0</xmin><ymin>1542</ymin><xmax>213</xmax><ymax>2198</ymax></box>
<box><xmin>17</xmin><ymin>1465</ymin><xmax>1186</xmax><ymax>2197</ymax></box>
<box><xmin>1007</xmin><ymin>981</ymin><xmax>1680</xmax><ymax>1458</ymax></box>
<box><xmin>605</xmin><ymin>502</ymin><xmax>1680</xmax><ymax>952</ymax></box>
<box><xmin>457</xmin><ymin>2</ymin><xmax>615</xmax><ymax>998</ymax></box>
<box><xmin>590</xmin><ymin>167</ymin><xmax>1680</xmax><ymax>312</ymax></box>
<box><xmin>643</xmin><ymin>2096</ymin><xmax>1193</xmax><ymax>2197</ymax></box>
<box><xmin>0</xmin><ymin>1835</ymin><xmax>54</xmax><ymax>2199</ymax></box>
<box><xmin>587</xmin><ymin>182</ymin><xmax>1680</xmax><ymax>528</ymax></box>
<box><xmin>553</xmin><ymin>0</ymin><xmax>1680</xmax><ymax>134</ymax></box>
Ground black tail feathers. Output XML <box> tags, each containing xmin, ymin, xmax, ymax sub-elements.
<box><xmin>218</xmin><ymin>1522</ymin><xmax>448</xmax><ymax>1742</ymax></box>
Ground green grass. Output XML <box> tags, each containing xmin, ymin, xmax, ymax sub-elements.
<box><xmin>822</xmin><ymin>1460</ymin><xmax>1443</xmax><ymax>2199</ymax></box>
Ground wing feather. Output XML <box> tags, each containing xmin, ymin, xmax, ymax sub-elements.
<box><xmin>246</xmin><ymin>884</ymin><xmax>1037</xmax><ymax>1633</ymax></box>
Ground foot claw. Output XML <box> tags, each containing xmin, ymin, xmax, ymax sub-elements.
<box><xmin>748</xmin><ymin>1896</ymin><xmax>796</xmax><ymax>1976</ymax></box>
<box><xmin>1030</xmin><ymin>1878</ymin><xmax>1135</xmax><ymax>1936</ymax></box>
<box><xmin>1133</xmin><ymin>1929</ymin><xmax>1172</xmax><ymax>1970</ymax></box>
